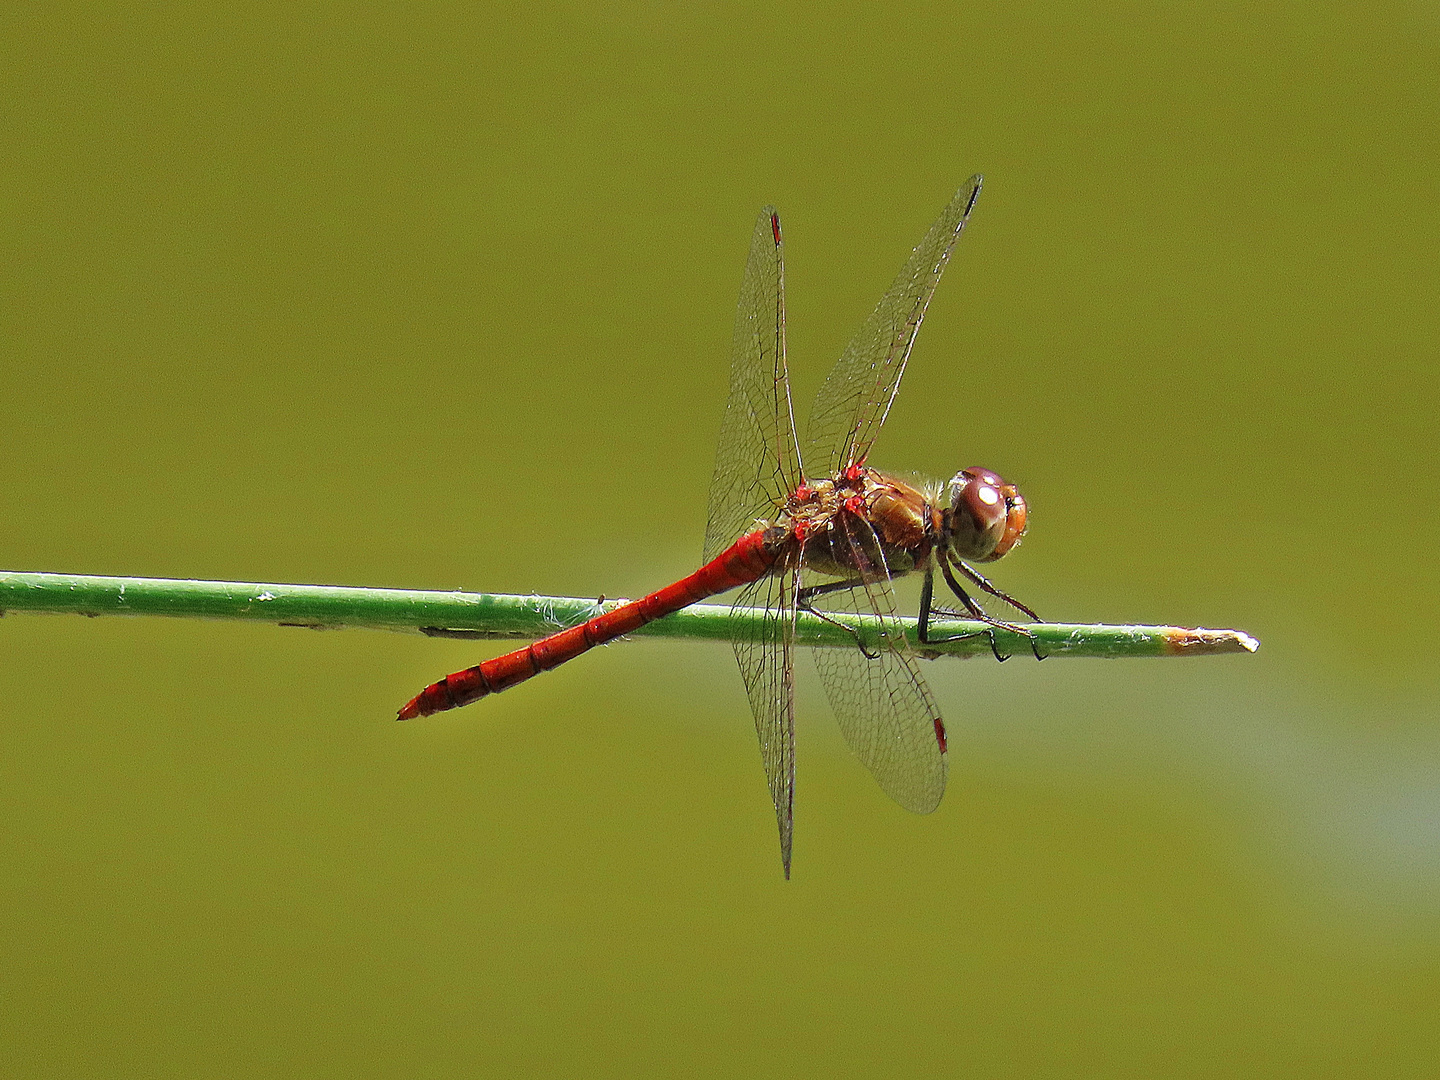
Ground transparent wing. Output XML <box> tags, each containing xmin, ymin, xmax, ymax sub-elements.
<box><xmin>704</xmin><ymin>208</ymin><xmax>804</xmax><ymax>562</ymax></box>
<box><xmin>805</xmin><ymin>176</ymin><xmax>983</xmax><ymax>477</ymax></box>
<box><xmin>731</xmin><ymin>551</ymin><xmax>801</xmax><ymax>878</ymax></box>
<box><xmin>808</xmin><ymin>513</ymin><xmax>948</xmax><ymax>814</ymax></box>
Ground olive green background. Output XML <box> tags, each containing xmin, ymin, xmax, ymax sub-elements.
<box><xmin>3</xmin><ymin>3</ymin><xmax>1437</xmax><ymax>1076</ymax></box>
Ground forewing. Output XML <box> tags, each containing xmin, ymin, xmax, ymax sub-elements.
<box><xmin>808</xmin><ymin>514</ymin><xmax>948</xmax><ymax>814</ymax></box>
<box><xmin>704</xmin><ymin>209</ymin><xmax>804</xmax><ymax>562</ymax></box>
<box><xmin>805</xmin><ymin>176</ymin><xmax>983</xmax><ymax>477</ymax></box>
<box><xmin>730</xmin><ymin>551</ymin><xmax>801</xmax><ymax>878</ymax></box>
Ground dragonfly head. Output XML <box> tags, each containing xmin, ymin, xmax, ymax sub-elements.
<box><xmin>946</xmin><ymin>467</ymin><xmax>1027</xmax><ymax>563</ymax></box>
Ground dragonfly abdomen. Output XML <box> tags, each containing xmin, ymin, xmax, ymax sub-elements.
<box><xmin>397</xmin><ymin>527</ymin><xmax>783</xmax><ymax>720</ymax></box>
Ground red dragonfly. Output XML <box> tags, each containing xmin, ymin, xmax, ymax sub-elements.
<box><xmin>399</xmin><ymin>176</ymin><xmax>1040</xmax><ymax>876</ymax></box>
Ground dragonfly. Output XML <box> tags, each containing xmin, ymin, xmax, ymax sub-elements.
<box><xmin>399</xmin><ymin>176</ymin><xmax>1041</xmax><ymax>877</ymax></box>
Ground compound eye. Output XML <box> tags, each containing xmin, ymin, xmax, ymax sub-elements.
<box><xmin>949</xmin><ymin>470</ymin><xmax>1009</xmax><ymax>560</ymax></box>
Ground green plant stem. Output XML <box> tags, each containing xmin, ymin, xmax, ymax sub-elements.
<box><xmin>0</xmin><ymin>571</ymin><xmax>1258</xmax><ymax>658</ymax></box>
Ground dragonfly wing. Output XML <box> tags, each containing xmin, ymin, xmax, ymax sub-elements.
<box><xmin>704</xmin><ymin>208</ymin><xmax>804</xmax><ymax>563</ymax></box>
<box><xmin>807</xmin><ymin>513</ymin><xmax>948</xmax><ymax>814</ymax></box>
<box><xmin>805</xmin><ymin>176</ymin><xmax>983</xmax><ymax>477</ymax></box>
<box><xmin>731</xmin><ymin>551</ymin><xmax>801</xmax><ymax>878</ymax></box>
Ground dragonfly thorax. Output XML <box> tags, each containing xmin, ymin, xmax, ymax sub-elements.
<box><xmin>785</xmin><ymin>468</ymin><xmax>942</xmax><ymax>579</ymax></box>
<box><xmin>945</xmin><ymin>467</ymin><xmax>1028</xmax><ymax>563</ymax></box>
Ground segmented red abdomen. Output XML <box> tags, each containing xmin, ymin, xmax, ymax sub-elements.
<box><xmin>396</xmin><ymin>528</ymin><xmax>782</xmax><ymax>720</ymax></box>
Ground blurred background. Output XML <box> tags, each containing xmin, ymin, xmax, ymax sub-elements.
<box><xmin>2</xmin><ymin>2</ymin><xmax>1437</xmax><ymax>1075</ymax></box>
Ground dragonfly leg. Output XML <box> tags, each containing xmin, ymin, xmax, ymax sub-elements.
<box><xmin>798</xmin><ymin>579</ymin><xmax>882</xmax><ymax>660</ymax></box>
<box><xmin>919</xmin><ymin>563</ymin><xmax>1010</xmax><ymax>660</ymax></box>
<box><xmin>948</xmin><ymin>555</ymin><xmax>1041</xmax><ymax>622</ymax></box>
<box><xmin>936</xmin><ymin>557</ymin><xmax>1047</xmax><ymax>661</ymax></box>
